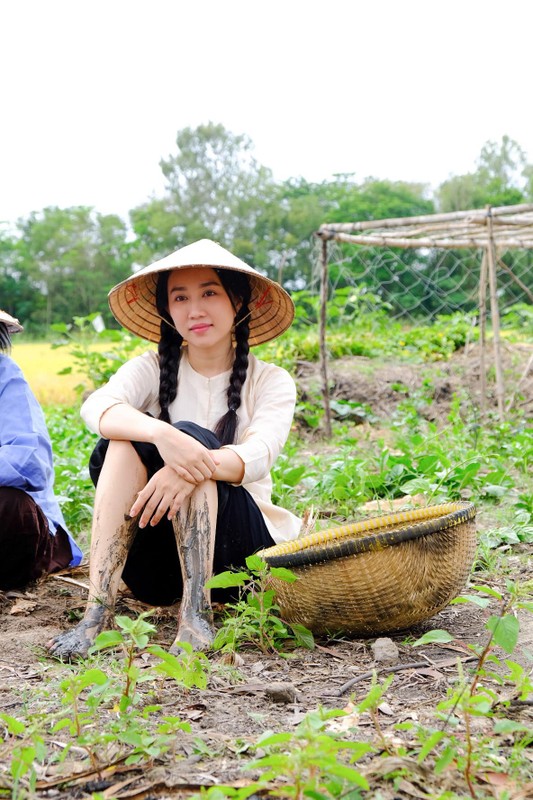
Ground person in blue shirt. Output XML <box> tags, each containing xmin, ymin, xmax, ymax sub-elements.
<box><xmin>0</xmin><ymin>309</ymin><xmax>83</xmax><ymax>590</ymax></box>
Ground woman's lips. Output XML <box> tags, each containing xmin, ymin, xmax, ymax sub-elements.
<box><xmin>189</xmin><ymin>323</ymin><xmax>212</xmax><ymax>333</ymax></box>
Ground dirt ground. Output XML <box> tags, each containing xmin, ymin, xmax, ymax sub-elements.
<box><xmin>0</xmin><ymin>345</ymin><xmax>532</xmax><ymax>799</ymax></box>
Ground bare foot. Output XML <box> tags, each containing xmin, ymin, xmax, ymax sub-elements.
<box><xmin>47</xmin><ymin>605</ymin><xmax>113</xmax><ymax>660</ymax></box>
<box><xmin>169</xmin><ymin>610</ymin><xmax>216</xmax><ymax>654</ymax></box>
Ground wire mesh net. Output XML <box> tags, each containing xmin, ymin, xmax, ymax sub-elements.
<box><xmin>309</xmin><ymin>238</ymin><xmax>533</xmax><ymax>325</ymax></box>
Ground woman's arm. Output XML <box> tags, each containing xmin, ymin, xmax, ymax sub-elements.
<box><xmin>99</xmin><ymin>402</ymin><xmax>218</xmax><ymax>483</ymax></box>
<box><xmin>222</xmin><ymin>363</ymin><xmax>296</xmax><ymax>485</ymax></box>
<box><xmin>209</xmin><ymin>448</ymin><xmax>245</xmax><ymax>483</ymax></box>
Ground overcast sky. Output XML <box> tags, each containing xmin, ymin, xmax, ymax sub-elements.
<box><xmin>1</xmin><ymin>0</ymin><xmax>532</xmax><ymax>225</ymax></box>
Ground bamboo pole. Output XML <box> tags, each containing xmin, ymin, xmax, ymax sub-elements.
<box><xmin>496</xmin><ymin>256</ymin><xmax>533</xmax><ymax>304</ymax></box>
<box><xmin>316</xmin><ymin>229</ymin><xmax>533</xmax><ymax>251</ymax></box>
<box><xmin>486</xmin><ymin>210</ymin><xmax>505</xmax><ymax>420</ymax></box>
<box><xmin>317</xmin><ymin>203</ymin><xmax>533</xmax><ymax>234</ymax></box>
<box><xmin>478</xmin><ymin>250</ymin><xmax>488</xmax><ymax>416</ymax></box>
<box><xmin>319</xmin><ymin>238</ymin><xmax>332</xmax><ymax>437</ymax></box>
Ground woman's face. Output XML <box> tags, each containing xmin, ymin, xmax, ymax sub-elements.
<box><xmin>166</xmin><ymin>267</ymin><xmax>237</xmax><ymax>351</ymax></box>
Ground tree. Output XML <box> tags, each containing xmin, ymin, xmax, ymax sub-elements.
<box><xmin>15</xmin><ymin>207</ymin><xmax>131</xmax><ymax>330</ymax></box>
<box><xmin>0</xmin><ymin>225</ymin><xmax>38</xmax><ymax>326</ymax></box>
<box><xmin>131</xmin><ymin>122</ymin><xmax>277</xmax><ymax>269</ymax></box>
<box><xmin>436</xmin><ymin>135</ymin><xmax>530</xmax><ymax>211</ymax></box>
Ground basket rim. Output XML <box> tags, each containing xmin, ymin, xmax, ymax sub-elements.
<box><xmin>260</xmin><ymin>501</ymin><xmax>476</xmax><ymax>569</ymax></box>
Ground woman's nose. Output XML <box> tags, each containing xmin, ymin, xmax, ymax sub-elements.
<box><xmin>188</xmin><ymin>299</ymin><xmax>206</xmax><ymax>317</ymax></box>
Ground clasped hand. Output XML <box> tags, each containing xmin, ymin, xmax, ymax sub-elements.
<box><xmin>154</xmin><ymin>427</ymin><xmax>219</xmax><ymax>483</ymax></box>
<box><xmin>130</xmin><ymin>429</ymin><xmax>219</xmax><ymax>528</ymax></box>
<box><xmin>130</xmin><ymin>465</ymin><xmax>197</xmax><ymax>528</ymax></box>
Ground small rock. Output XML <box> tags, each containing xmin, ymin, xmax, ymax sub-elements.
<box><xmin>264</xmin><ymin>682</ymin><xmax>299</xmax><ymax>703</ymax></box>
<box><xmin>371</xmin><ymin>637</ymin><xmax>400</xmax><ymax>665</ymax></box>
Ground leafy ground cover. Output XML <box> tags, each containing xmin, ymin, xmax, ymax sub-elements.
<box><xmin>1</xmin><ymin>317</ymin><xmax>532</xmax><ymax>800</ymax></box>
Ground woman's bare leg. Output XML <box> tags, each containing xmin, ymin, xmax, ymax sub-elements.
<box><xmin>170</xmin><ymin>479</ymin><xmax>218</xmax><ymax>653</ymax></box>
<box><xmin>48</xmin><ymin>441</ymin><xmax>146</xmax><ymax>659</ymax></box>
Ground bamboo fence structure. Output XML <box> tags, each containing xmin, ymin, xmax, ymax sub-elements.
<box><xmin>315</xmin><ymin>203</ymin><xmax>533</xmax><ymax>431</ymax></box>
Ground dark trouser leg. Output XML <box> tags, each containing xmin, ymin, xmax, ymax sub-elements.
<box><xmin>0</xmin><ymin>487</ymin><xmax>71</xmax><ymax>591</ymax></box>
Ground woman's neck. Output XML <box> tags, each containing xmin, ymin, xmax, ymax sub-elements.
<box><xmin>186</xmin><ymin>342</ymin><xmax>234</xmax><ymax>377</ymax></box>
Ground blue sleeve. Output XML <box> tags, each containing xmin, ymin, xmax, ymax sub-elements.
<box><xmin>0</xmin><ymin>358</ymin><xmax>53</xmax><ymax>492</ymax></box>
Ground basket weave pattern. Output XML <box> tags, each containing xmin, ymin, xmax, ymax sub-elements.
<box><xmin>259</xmin><ymin>502</ymin><xmax>477</xmax><ymax>636</ymax></box>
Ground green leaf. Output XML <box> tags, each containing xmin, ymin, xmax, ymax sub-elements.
<box><xmin>205</xmin><ymin>571</ymin><xmax>249</xmax><ymax>589</ymax></box>
<box><xmin>451</xmin><ymin>594</ymin><xmax>491</xmax><ymax>607</ymax></box>
<box><xmin>417</xmin><ymin>729</ymin><xmax>446</xmax><ymax>762</ymax></box>
<box><xmin>91</xmin><ymin>630</ymin><xmax>125</xmax><ymax>650</ymax></box>
<box><xmin>255</xmin><ymin>731</ymin><xmax>292</xmax><ymax>747</ymax></box>
<box><xmin>77</xmin><ymin>668</ymin><xmax>109</xmax><ymax>688</ymax></box>
<box><xmin>434</xmin><ymin>743</ymin><xmax>456</xmax><ymax>775</ymax></box>
<box><xmin>412</xmin><ymin>629</ymin><xmax>454</xmax><ymax>646</ymax></box>
<box><xmin>493</xmin><ymin>719</ymin><xmax>531</xmax><ymax>734</ymax></box>
<box><xmin>0</xmin><ymin>714</ymin><xmax>25</xmax><ymax>735</ymax></box>
<box><xmin>246</xmin><ymin>554</ymin><xmax>266</xmax><ymax>572</ymax></box>
<box><xmin>471</xmin><ymin>584</ymin><xmax>503</xmax><ymax>600</ymax></box>
<box><xmin>327</xmin><ymin>763</ymin><xmax>369</xmax><ymax>787</ymax></box>
<box><xmin>270</xmin><ymin>566</ymin><xmax>298</xmax><ymax>583</ymax></box>
<box><xmin>487</xmin><ymin>614</ymin><xmax>519</xmax><ymax>654</ymax></box>
<box><xmin>288</xmin><ymin>623</ymin><xmax>315</xmax><ymax>649</ymax></box>
<box><xmin>281</xmin><ymin>466</ymin><xmax>306</xmax><ymax>486</ymax></box>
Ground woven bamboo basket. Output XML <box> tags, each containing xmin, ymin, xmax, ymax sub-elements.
<box><xmin>259</xmin><ymin>502</ymin><xmax>477</xmax><ymax>636</ymax></box>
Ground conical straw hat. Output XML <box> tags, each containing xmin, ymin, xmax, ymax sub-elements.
<box><xmin>108</xmin><ymin>239</ymin><xmax>294</xmax><ymax>346</ymax></box>
<box><xmin>0</xmin><ymin>310</ymin><xmax>23</xmax><ymax>333</ymax></box>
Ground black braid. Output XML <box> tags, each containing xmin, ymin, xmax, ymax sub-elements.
<box><xmin>213</xmin><ymin>270</ymin><xmax>251</xmax><ymax>446</ymax></box>
<box><xmin>0</xmin><ymin>322</ymin><xmax>12</xmax><ymax>354</ymax></box>
<box><xmin>156</xmin><ymin>272</ymin><xmax>183</xmax><ymax>423</ymax></box>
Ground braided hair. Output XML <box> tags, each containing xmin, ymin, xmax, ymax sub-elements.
<box><xmin>0</xmin><ymin>323</ymin><xmax>12</xmax><ymax>354</ymax></box>
<box><xmin>155</xmin><ymin>268</ymin><xmax>252</xmax><ymax>446</ymax></box>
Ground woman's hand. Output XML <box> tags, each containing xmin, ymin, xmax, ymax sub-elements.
<box><xmin>130</xmin><ymin>465</ymin><xmax>196</xmax><ymax>528</ymax></box>
<box><xmin>97</xmin><ymin>405</ymin><xmax>219</xmax><ymax>484</ymax></box>
<box><xmin>154</xmin><ymin>426</ymin><xmax>219</xmax><ymax>483</ymax></box>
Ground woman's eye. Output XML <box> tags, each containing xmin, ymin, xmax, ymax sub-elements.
<box><xmin>204</xmin><ymin>290</ymin><xmax>216</xmax><ymax>297</ymax></box>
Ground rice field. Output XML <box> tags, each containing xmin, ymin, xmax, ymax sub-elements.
<box><xmin>13</xmin><ymin>341</ymin><xmax>86</xmax><ymax>405</ymax></box>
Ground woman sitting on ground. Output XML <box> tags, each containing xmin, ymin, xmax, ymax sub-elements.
<box><xmin>48</xmin><ymin>239</ymin><xmax>301</xmax><ymax>659</ymax></box>
<box><xmin>0</xmin><ymin>310</ymin><xmax>83</xmax><ymax>592</ymax></box>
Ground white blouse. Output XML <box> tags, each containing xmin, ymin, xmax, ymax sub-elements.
<box><xmin>81</xmin><ymin>349</ymin><xmax>302</xmax><ymax>543</ymax></box>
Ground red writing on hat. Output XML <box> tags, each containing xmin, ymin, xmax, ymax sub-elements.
<box><xmin>125</xmin><ymin>283</ymin><xmax>139</xmax><ymax>305</ymax></box>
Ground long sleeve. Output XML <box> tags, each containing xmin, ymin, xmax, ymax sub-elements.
<box><xmin>81</xmin><ymin>351</ymin><xmax>160</xmax><ymax>434</ymax></box>
<box><xmin>0</xmin><ymin>356</ymin><xmax>83</xmax><ymax>565</ymax></box>
<box><xmin>0</xmin><ymin>358</ymin><xmax>53</xmax><ymax>491</ymax></box>
<box><xmin>223</xmin><ymin>360</ymin><xmax>296</xmax><ymax>484</ymax></box>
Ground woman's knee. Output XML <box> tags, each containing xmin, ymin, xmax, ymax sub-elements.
<box><xmin>97</xmin><ymin>440</ymin><xmax>147</xmax><ymax>487</ymax></box>
<box><xmin>172</xmin><ymin>421</ymin><xmax>221</xmax><ymax>450</ymax></box>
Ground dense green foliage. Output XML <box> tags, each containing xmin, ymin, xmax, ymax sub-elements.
<box><xmin>2</xmin><ymin>128</ymin><xmax>532</xmax><ymax>335</ymax></box>
<box><xmin>48</xmin><ymin>309</ymin><xmax>532</xmax><ymax>560</ymax></box>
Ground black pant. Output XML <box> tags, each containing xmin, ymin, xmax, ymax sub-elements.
<box><xmin>89</xmin><ymin>421</ymin><xmax>276</xmax><ymax>605</ymax></box>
